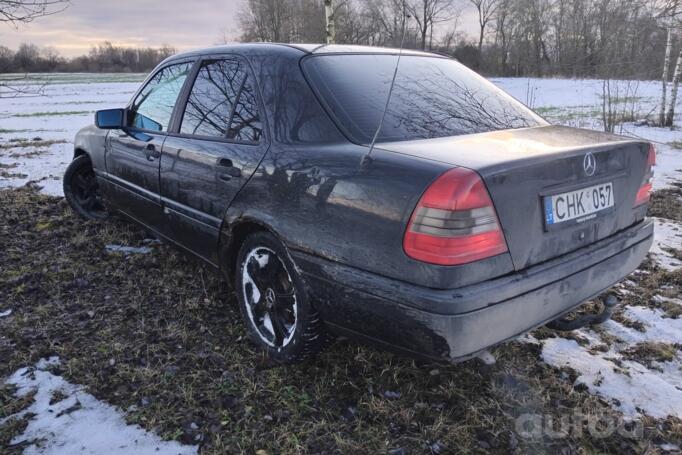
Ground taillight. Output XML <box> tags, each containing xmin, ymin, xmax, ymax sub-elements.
<box><xmin>403</xmin><ymin>167</ymin><xmax>508</xmax><ymax>266</ymax></box>
<box><xmin>634</xmin><ymin>143</ymin><xmax>655</xmax><ymax>207</ymax></box>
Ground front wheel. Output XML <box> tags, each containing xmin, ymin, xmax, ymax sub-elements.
<box><xmin>63</xmin><ymin>155</ymin><xmax>108</xmax><ymax>220</ymax></box>
<box><xmin>235</xmin><ymin>231</ymin><xmax>330</xmax><ymax>364</ymax></box>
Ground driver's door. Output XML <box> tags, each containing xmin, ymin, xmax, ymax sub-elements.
<box><xmin>103</xmin><ymin>61</ymin><xmax>193</xmax><ymax>230</ymax></box>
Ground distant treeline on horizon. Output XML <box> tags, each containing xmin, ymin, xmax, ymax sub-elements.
<box><xmin>0</xmin><ymin>42</ymin><xmax>177</xmax><ymax>74</ymax></box>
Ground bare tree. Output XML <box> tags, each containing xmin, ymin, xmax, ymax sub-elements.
<box><xmin>0</xmin><ymin>0</ymin><xmax>69</xmax><ymax>26</ymax></box>
<box><xmin>439</xmin><ymin>14</ymin><xmax>463</xmax><ymax>52</ymax></box>
<box><xmin>666</xmin><ymin>48</ymin><xmax>682</xmax><ymax>127</ymax></box>
<box><xmin>239</xmin><ymin>0</ymin><xmax>325</xmax><ymax>43</ymax></box>
<box><xmin>13</xmin><ymin>42</ymin><xmax>39</xmax><ymax>70</ymax></box>
<box><xmin>324</xmin><ymin>0</ymin><xmax>336</xmax><ymax>43</ymax></box>
<box><xmin>359</xmin><ymin>0</ymin><xmax>412</xmax><ymax>47</ymax></box>
<box><xmin>659</xmin><ymin>1</ymin><xmax>679</xmax><ymax>125</ymax></box>
<box><xmin>406</xmin><ymin>0</ymin><xmax>453</xmax><ymax>50</ymax></box>
<box><xmin>602</xmin><ymin>78</ymin><xmax>641</xmax><ymax>133</ymax></box>
<box><xmin>658</xmin><ymin>0</ymin><xmax>682</xmax><ymax>126</ymax></box>
<box><xmin>660</xmin><ymin>24</ymin><xmax>673</xmax><ymax>125</ymax></box>
<box><xmin>239</xmin><ymin>0</ymin><xmax>287</xmax><ymax>42</ymax></box>
<box><xmin>469</xmin><ymin>0</ymin><xmax>499</xmax><ymax>57</ymax></box>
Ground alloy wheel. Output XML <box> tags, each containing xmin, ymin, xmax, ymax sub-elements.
<box><xmin>241</xmin><ymin>247</ymin><xmax>298</xmax><ymax>348</ymax></box>
<box><xmin>70</xmin><ymin>165</ymin><xmax>106</xmax><ymax>219</ymax></box>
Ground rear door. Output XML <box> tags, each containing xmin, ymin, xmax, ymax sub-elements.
<box><xmin>160</xmin><ymin>56</ymin><xmax>268</xmax><ymax>265</ymax></box>
<box><xmin>104</xmin><ymin>61</ymin><xmax>193</xmax><ymax>228</ymax></box>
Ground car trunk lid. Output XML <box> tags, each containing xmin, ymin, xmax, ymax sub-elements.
<box><xmin>378</xmin><ymin>125</ymin><xmax>651</xmax><ymax>271</ymax></box>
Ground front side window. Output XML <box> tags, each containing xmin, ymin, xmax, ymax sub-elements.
<box><xmin>180</xmin><ymin>59</ymin><xmax>262</xmax><ymax>142</ymax></box>
<box><xmin>129</xmin><ymin>62</ymin><xmax>192</xmax><ymax>132</ymax></box>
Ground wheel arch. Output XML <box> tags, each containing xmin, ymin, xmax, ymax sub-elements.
<box><xmin>73</xmin><ymin>147</ymin><xmax>89</xmax><ymax>160</ymax></box>
<box><xmin>219</xmin><ymin>218</ymin><xmax>282</xmax><ymax>284</ymax></box>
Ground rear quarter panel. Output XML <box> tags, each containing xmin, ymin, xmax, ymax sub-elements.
<box><xmin>225</xmin><ymin>145</ymin><xmax>515</xmax><ymax>289</ymax></box>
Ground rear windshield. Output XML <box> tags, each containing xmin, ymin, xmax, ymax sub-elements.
<box><xmin>302</xmin><ymin>54</ymin><xmax>544</xmax><ymax>143</ymax></box>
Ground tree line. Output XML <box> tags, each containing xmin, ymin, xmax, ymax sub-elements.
<box><xmin>0</xmin><ymin>42</ymin><xmax>177</xmax><ymax>73</ymax></box>
<box><xmin>239</xmin><ymin>0</ymin><xmax>681</xmax><ymax>80</ymax></box>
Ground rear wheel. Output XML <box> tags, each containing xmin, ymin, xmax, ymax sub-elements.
<box><xmin>235</xmin><ymin>231</ymin><xmax>329</xmax><ymax>364</ymax></box>
<box><xmin>63</xmin><ymin>155</ymin><xmax>107</xmax><ymax>220</ymax></box>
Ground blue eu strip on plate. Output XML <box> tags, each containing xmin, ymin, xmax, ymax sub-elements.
<box><xmin>544</xmin><ymin>197</ymin><xmax>554</xmax><ymax>225</ymax></box>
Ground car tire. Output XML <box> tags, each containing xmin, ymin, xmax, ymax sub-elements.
<box><xmin>63</xmin><ymin>155</ymin><xmax>108</xmax><ymax>221</ymax></box>
<box><xmin>235</xmin><ymin>231</ymin><xmax>330</xmax><ymax>364</ymax></box>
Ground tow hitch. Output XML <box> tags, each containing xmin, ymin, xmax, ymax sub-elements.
<box><xmin>545</xmin><ymin>294</ymin><xmax>619</xmax><ymax>331</ymax></box>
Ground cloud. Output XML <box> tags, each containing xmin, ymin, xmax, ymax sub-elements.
<box><xmin>0</xmin><ymin>0</ymin><xmax>244</xmax><ymax>56</ymax></box>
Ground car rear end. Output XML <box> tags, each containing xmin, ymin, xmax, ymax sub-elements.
<box><xmin>377</xmin><ymin>130</ymin><xmax>655</xmax><ymax>361</ymax></box>
<box><xmin>299</xmin><ymin>49</ymin><xmax>655</xmax><ymax>362</ymax></box>
<box><xmin>387</xmin><ymin>125</ymin><xmax>656</xmax><ymax>273</ymax></box>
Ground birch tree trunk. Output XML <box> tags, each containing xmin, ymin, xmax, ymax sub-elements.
<box><xmin>666</xmin><ymin>49</ymin><xmax>682</xmax><ymax>128</ymax></box>
<box><xmin>660</xmin><ymin>25</ymin><xmax>673</xmax><ymax>125</ymax></box>
<box><xmin>324</xmin><ymin>0</ymin><xmax>335</xmax><ymax>44</ymax></box>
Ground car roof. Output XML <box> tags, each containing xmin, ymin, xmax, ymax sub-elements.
<box><xmin>164</xmin><ymin>42</ymin><xmax>443</xmax><ymax>63</ymax></box>
<box><xmin>286</xmin><ymin>43</ymin><xmax>440</xmax><ymax>57</ymax></box>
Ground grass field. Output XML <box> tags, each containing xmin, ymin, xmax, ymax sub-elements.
<box><xmin>1</xmin><ymin>74</ymin><xmax>682</xmax><ymax>454</ymax></box>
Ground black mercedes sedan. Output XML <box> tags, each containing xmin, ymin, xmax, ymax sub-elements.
<box><xmin>65</xmin><ymin>43</ymin><xmax>654</xmax><ymax>365</ymax></box>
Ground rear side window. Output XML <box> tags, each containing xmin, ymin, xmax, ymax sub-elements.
<box><xmin>229</xmin><ymin>73</ymin><xmax>263</xmax><ymax>142</ymax></box>
<box><xmin>302</xmin><ymin>54</ymin><xmax>544</xmax><ymax>143</ymax></box>
<box><xmin>129</xmin><ymin>62</ymin><xmax>192</xmax><ymax>132</ymax></box>
<box><xmin>180</xmin><ymin>59</ymin><xmax>262</xmax><ymax>143</ymax></box>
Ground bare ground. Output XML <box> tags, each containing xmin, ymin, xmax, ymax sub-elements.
<box><xmin>1</xmin><ymin>186</ymin><xmax>681</xmax><ymax>454</ymax></box>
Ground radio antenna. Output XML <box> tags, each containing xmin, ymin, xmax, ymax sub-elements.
<box><xmin>360</xmin><ymin>13</ymin><xmax>408</xmax><ymax>167</ymax></box>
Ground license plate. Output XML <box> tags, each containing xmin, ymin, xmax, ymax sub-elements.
<box><xmin>544</xmin><ymin>182</ymin><xmax>614</xmax><ymax>225</ymax></box>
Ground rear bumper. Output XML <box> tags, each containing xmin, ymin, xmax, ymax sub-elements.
<box><xmin>292</xmin><ymin>219</ymin><xmax>653</xmax><ymax>362</ymax></box>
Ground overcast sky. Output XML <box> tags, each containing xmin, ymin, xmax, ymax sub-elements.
<box><xmin>0</xmin><ymin>0</ymin><xmax>478</xmax><ymax>57</ymax></box>
<box><xmin>0</xmin><ymin>0</ymin><xmax>244</xmax><ymax>56</ymax></box>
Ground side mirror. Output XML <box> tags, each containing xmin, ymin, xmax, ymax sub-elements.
<box><xmin>95</xmin><ymin>108</ymin><xmax>126</xmax><ymax>129</ymax></box>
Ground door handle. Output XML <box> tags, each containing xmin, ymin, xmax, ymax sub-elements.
<box><xmin>144</xmin><ymin>143</ymin><xmax>161</xmax><ymax>161</ymax></box>
<box><xmin>217</xmin><ymin>158</ymin><xmax>242</xmax><ymax>178</ymax></box>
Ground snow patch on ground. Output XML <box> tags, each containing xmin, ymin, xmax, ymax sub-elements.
<box><xmin>650</xmin><ymin>217</ymin><xmax>682</xmax><ymax>271</ymax></box>
<box><xmin>105</xmin><ymin>244</ymin><xmax>153</xmax><ymax>255</ymax></box>
<box><xmin>607</xmin><ymin>305</ymin><xmax>682</xmax><ymax>345</ymax></box>
<box><xmin>532</xmin><ymin>303</ymin><xmax>682</xmax><ymax>420</ymax></box>
<box><xmin>0</xmin><ymin>142</ymin><xmax>71</xmax><ymax>196</ymax></box>
<box><xmin>3</xmin><ymin>357</ymin><xmax>197</xmax><ymax>455</ymax></box>
<box><xmin>541</xmin><ymin>336</ymin><xmax>682</xmax><ymax>419</ymax></box>
<box><xmin>0</xmin><ymin>309</ymin><xmax>12</xmax><ymax>317</ymax></box>
<box><xmin>0</xmin><ymin>73</ymin><xmax>142</xmax><ymax>196</ymax></box>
